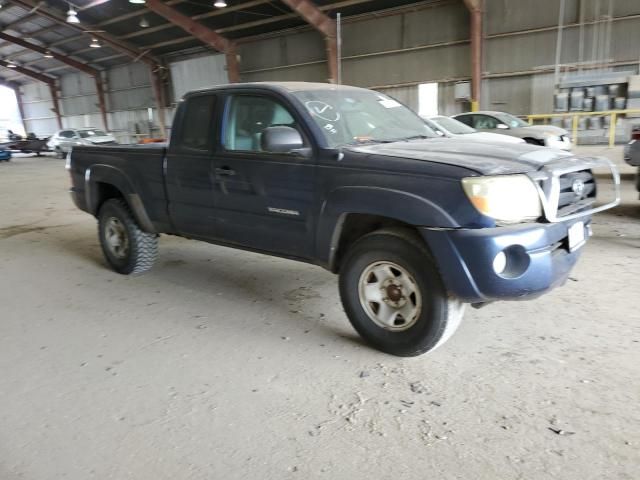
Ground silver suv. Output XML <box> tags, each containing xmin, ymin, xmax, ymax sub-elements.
<box><xmin>48</xmin><ymin>128</ymin><xmax>116</xmax><ymax>158</ymax></box>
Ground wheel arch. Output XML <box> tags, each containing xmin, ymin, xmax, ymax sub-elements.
<box><xmin>319</xmin><ymin>187</ymin><xmax>457</xmax><ymax>273</ymax></box>
<box><xmin>85</xmin><ymin>165</ymin><xmax>156</xmax><ymax>233</ymax></box>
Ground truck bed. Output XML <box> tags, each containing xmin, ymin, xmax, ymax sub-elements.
<box><xmin>68</xmin><ymin>144</ymin><xmax>170</xmax><ymax>229</ymax></box>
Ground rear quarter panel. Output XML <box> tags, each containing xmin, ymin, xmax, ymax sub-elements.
<box><xmin>70</xmin><ymin>144</ymin><xmax>170</xmax><ymax>230</ymax></box>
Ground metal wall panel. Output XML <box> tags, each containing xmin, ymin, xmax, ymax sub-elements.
<box><xmin>484</xmin><ymin>76</ymin><xmax>533</xmax><ymax>115</ymax></box>
<box><xmin>170</xmin><ymin>53</ymin><xmax>229</xmax><ymax>101</ymax></box>
<box><xmin>402</xmin><ymin>2</ymin><xmax>469</xmax><ymax>48</ymax></box>
<box><xmin>240</xmin><ymin>30</ymin><xmax>325</xmax><ymax>71</ymax></box>
<box><xmin>242</xmin><ymin>63</ymin><xmax>328</xmax><ymax>83</ymax></box>
<box><xmin>485</xmin><ymin>0</ymin><xmax>579</xmax><ymax>35</ymax></box>
<box><xmin>344</xmin><ymin>43</ymin><xmax>469</xmax><ymax>87</ymax></box>
<box><xmin>376</xmin><ymin>85</ymin><xmax>419</xmax><ymax>111</ymax></box>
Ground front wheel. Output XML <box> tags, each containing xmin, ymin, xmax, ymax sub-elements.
<box><xmin>339</xmin><ymin>229</ymin><xmax>464</xmax><ymax>357</ymax></box>
<box><xmin>98</xmin><ymin>198</ymin><xmax>158</xmax><ymax>275</ymax></box>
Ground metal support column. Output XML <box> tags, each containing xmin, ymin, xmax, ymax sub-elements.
<box><xmin>464</xmin><ymin>0</ymin><xmax>483</xmax><ymax>111</ymax></box>
<box><xmin>49</xmin><ymin>82</ymin><xmax>63</xmax><ymax>129</ymax></box>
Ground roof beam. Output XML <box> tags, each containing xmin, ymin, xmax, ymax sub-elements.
<box><xmin>0</xmin><ymin>60</ymin><xmax>56</xmax><ymax>85</ymax></box>
<box><xmin>0</xmin><ymin>32</ymin><xmax>109</xmax><ymax>130</ymax></box>
<box><xmin>144</xmin><ymin>0</ymin><xmax>240</xmax><ymax>82</ymax></box>
<box><xmin>5</xmin><ymin>0</ymin><xmax>162</xmax><ymax>68</ymax></box>
<box><xmin>280</xmin><ymin>0</ymin><xmax>338</xmax><ymax>82</ymax></box>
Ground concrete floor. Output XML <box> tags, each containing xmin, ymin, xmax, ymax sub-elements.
<box><xmin>0</xmin><ymin>150</ymin><xmax>638</xmax><ymax>480</ymax></box>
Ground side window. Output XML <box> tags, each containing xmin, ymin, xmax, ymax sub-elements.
<box><xmin>456</xmin><ymin>115</ymin><xmax>472</xmax><ymax>127</ymax></box>
<box><xmin>473</xmin><ymin>115</ymin><xmax>498</xmax><ymax>129</ymax></box>
<box><xmin>180</xmin><ymin>95</ymin><xmax>216</xmax><ymax>151</ymax></box>
<box><xmin>60</xmin><ymin>130</ymin><xmax>75</xmax><ymax>138</ymax></box>
<box><xmin>223</xmin><ymin>95</ymin><xmax>300</xmax><ymax>152</ymax></box>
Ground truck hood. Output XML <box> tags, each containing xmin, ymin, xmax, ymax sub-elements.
<box><xmin>511</xmin><ymin>125</ymin><xmax>568</xmax><ymax>138</ymax></box>
<box><xmin>347</xmin><ymin>138</ymin><xmax>575</xmax><ymax>175</ymax></box>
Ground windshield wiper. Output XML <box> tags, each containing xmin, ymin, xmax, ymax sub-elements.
<box><xmin>400</xmin><ymin>135</ymin><xmax>431</xmax><ymax>141</ymax></box>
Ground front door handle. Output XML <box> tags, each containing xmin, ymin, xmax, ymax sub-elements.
<box><xmin>215</xmin><ymin>167</ymin><xmax>236</xmax><ymax>176</ymax></box>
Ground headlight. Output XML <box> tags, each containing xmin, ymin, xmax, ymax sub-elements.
<box><xmin>461</xmin><ymin>174</ymin><xmax>542</xmax><ymax>224</ymax></box>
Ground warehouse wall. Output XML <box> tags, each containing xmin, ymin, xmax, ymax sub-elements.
<box><xmin>21</xmin><ymin>62</ymin><xmax>171</xmax><ymax>141</ymax></box>
<box><xmin>18</xmin><ymin>0</ymin><xmax>640</xmax><ymax>135</ymax></box>
<box><xmin>237</xmin><ymin>0</ymin><xmax>640</xmax><ymax>115</ymax></box>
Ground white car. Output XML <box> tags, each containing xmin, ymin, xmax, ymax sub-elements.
<box><xmin>48</xmin><ymin>128</ymin><xmax>116</xmax><ymax>157</ymax></box>
<box><xmin>423</xmin><ymin>116</ymin><xmax>525</xmax><ymax>145</ymax></box>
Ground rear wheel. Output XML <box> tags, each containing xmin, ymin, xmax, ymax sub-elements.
<box><xmin>339</xmin><ymin>229</ymin><xmax>464</xmax><ymax>356</ymax></box>
<box><xmin>98</xmin><ymin>198</ymin><xmax>158</xmax><ymax>275</ymax></box>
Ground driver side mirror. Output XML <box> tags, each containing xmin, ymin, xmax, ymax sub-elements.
<box><xmin>496</xmin><ymin>123</ymin><xmax>509</xmax><ymax>129</ymax></box>
<box><xmin>261</xmin><ymin>126</ymin><xmax>309</xmax><ymax>156</ymax></box>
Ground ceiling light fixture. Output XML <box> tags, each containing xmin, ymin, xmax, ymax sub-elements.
<box><xmin>129</xmin><ymin>0</ymin><xmax>146</xmax><ymax>4</ymax></box>
<box><xmin>43</xmin><ymin>50</ymin><xmax>54</xmax><ymax>58</ymax></box>
<box><xmin>66</xmin><ymin>6</ymin><xmax>80</xmax><ymax>24</ymax></box>
<box><xmin>7</xmin><ymin>61</ymin><xmax>17</xmax><ymax>68</ymax></box>
<box><xmin>139</xmin><ymin>16</ymin><xmax>149</xmax><ymax>28</ymax></box>
<box><xmin>89</xmin><ymin>37</ymin><xmax>101</xmax><ymax>48</ymax></box>
<box><xmin>214</xmin><ymin>0</ymin><xmax>227</xmax><ymax>7</ymax></box>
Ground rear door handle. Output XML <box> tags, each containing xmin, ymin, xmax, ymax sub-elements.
<box><xmin>215</xmin><ymin>167</ymin><xmax>236</xmax><ymax>176</ymax></box>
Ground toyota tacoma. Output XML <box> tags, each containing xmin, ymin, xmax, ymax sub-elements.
<box><xmin>67</xmin><ymin>82</ymin><xmax>620</xmax><ymax>356</ymax></box>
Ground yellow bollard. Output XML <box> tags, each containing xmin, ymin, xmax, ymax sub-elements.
<box><xmin>572</xmin><ymin>115</ymin><xmax>579</xmax><ymax>146</ymax></box>
<box><xmin>608</xmin><ymin>112</ymin><xmax>617</xmax><ymax>148</ymax></box>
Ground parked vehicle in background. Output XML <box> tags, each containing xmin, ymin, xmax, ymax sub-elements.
<box><xmin>0</xmin><ymin>147</ymin><xmax>11</xmax><ymax>162</ymax></box>
<box><xmin>48</xmin><ymin>128</ymin><xmax>116</xmax><ymax>158</ymax></box>
<box><xmin>454</xmin><ymin>111</ymin><xmax>572</xmax><ymax>150</ymax></box>
<box><xmin>423</xmin><ymin>115</ymin><xmax>525</xmax><ymax>144</ymax></box>
<box><xmin>68</xmin><ymin>82</ymin><xmax>619</xmax><ymax>357</ymax></box>
<box><xmin>623</xmin><ymin>127</ymin><xmax>640</xmax><ymax>197</ymax></box>
<box><xmin>7</xmin><ymin>134</ymin><xmax>51</xmax><ymax>156</ymax></box>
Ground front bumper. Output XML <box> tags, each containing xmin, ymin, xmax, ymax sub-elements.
<box><xmin>545</xmin><ymin>136</ymin><xmax>572</xmax><ymax>150</ymax></box>
<box><xmin>421</xmin><ymin>219</ymin><xmax>591</xmax><ymax>303</ymax></box>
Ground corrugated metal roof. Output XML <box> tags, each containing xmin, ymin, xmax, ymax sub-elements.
<box><xmin>1</xmin><ymin>0</ymin><xmax>427</xmax><ymax>84</ymax></box>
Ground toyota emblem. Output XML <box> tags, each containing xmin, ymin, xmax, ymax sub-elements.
<box><xmin>572</xmin><ymin>178</ymin><xmax>585</xmax><ymax>197</ymax></box>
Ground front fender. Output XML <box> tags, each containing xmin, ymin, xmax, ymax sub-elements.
<box><xmin>85</xmin><ymin>164</ymin><xmax>156</xmax><ymax>233</ymax></box>
<box><xmin>316</xmin><ymin>186</ymin><xmax>460</xmax><ymax>267</ymax></box>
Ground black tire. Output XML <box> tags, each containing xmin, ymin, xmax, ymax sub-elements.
<box><xmin>98</xmin><ymin>198</ymin><xmax>158</xmax><ymax>275</ymax></box>
<box><xmin>338</xmin><ymin>229</ymin><xmax>464</xmax><ymax>357</ymax></box>
<box><xmin>55</xmin><ymin>147</ymin><xmax>64</xmax><ymax>159</ymax></box>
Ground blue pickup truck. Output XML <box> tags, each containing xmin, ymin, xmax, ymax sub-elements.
<box><xmin>67</xmin><ymin>82</ymin><xmax>620</xmax><ymax>356</ymax></box>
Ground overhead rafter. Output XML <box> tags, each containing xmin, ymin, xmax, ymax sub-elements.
<box><xmin>0</xmin><ymin>60</ymin><xmax>62</xmax><ymax>128</ymax></box>
<box><xmin>144</xmin><ymin>0</ymin><xmax>240</xmax><ymax>83</ymax></box>
<box><xmin>5</xmin><ymin>0</ymin><xmax>168</xmax><ymax>136</ymax></box>
<box><xmin>280</xmin><ymin>0</ymin><xmax>338</xmax><ymax>83</ymax></box>
<box><xmin>1</xmin><ymin>0</ymin><xmax>112</xmax><ymax>32</ymax></box>
<box><xmin>0</xmin><ymin>32</ymin><xmax>109</xmax><ymax>130</ymax></box>
<box><xmin>6</xmin><ymin>0</ymin><xmax>162</xmax><ymax>67</ymax></box>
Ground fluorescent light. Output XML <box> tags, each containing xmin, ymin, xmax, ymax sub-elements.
<box><xmin>214</xmin><ymin>0</ymin><xmax>227</xmax><ymax>7</ymax></box>
<box><xmin>44</xmin><ymin>50</ymin><xmax>54</xmax><ymax>58</ymax></box>
<box><xmin>139</xmin><ymin>16</ymin><xmax>149</xmax><ymax>28</ymax></box>
<box><xmin>89</xmin><ymin>38</ymin><xmax>101</xmax><ymax>48</ymax></box>
<box><xmin>7</xmin><ymin>62</ymin><xmax>16</xmax><ymax>68</ymax></box>
<box><xmin>129</xmin><ymin>0</ymin><xmax>146</xmax><ymax>4</ymax></box>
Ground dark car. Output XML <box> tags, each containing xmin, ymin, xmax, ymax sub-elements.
<box><xmin>67</xmin><ymin>82</ymin><xmax>620</xmax><ymax>356</ymax></box>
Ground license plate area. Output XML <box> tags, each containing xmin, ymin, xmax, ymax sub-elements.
<box><xmin>568</xmin><ymin>221</ymin><xmax>586</xmax><ymax>252</ymax></box>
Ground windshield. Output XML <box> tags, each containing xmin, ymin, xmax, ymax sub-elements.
<box><xmin>78</xmin><ymin>129</ymin><xmax>108</xmax><ymax>138</ymax></box>
<box><xmin>431</xmin><ymin>116</ymin><xmax>476</xmax><ymax>135</ymax></box>
<box><xmin>494</xmin><ymin>113</ymin><xmax>528</xmax><ymax>128</ymax></box>
<box><xmin>292</xmin><ymin>88</ymin><xmax>437</xmax><ymax>147</ymax></box>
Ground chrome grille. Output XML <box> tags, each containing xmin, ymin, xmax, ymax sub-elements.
<box><xmin>557</xmin><ymin>170</ymin><xmax>596</xmax><ymax>209</ymax></box>
<box><xmin>530</xmin><ymin>157</ymin><xmax>620</xmax><ymax>223</ymax></box>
